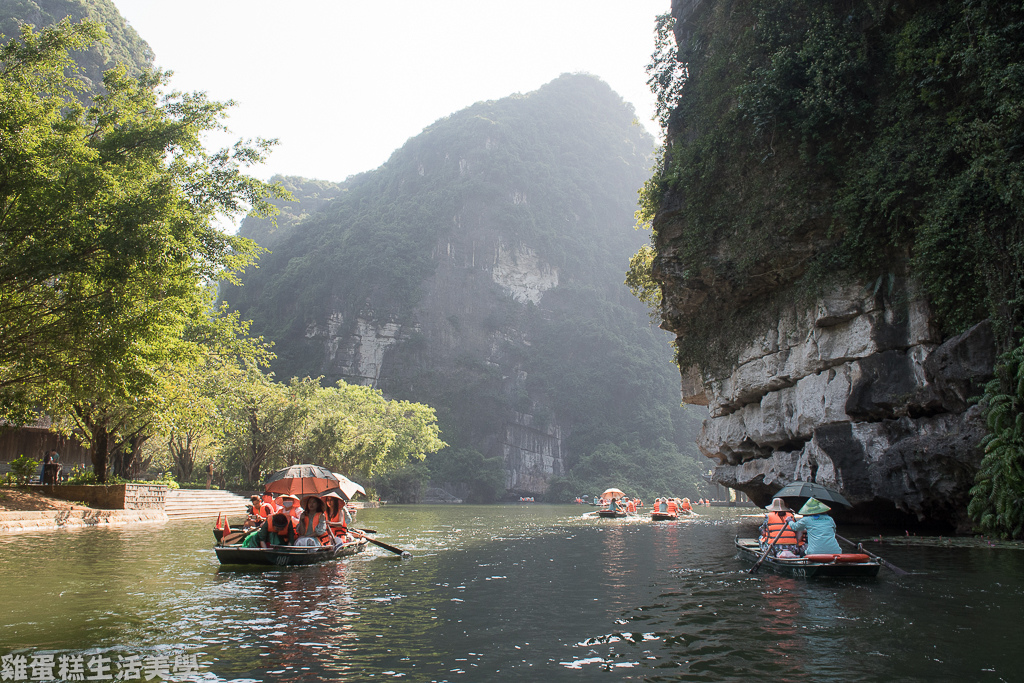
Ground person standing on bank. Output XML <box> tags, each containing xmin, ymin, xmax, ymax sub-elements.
<box><xmin>789</xmin><ymin>498</ymin><xmax>842</xmax><ymax>555</ymax></box>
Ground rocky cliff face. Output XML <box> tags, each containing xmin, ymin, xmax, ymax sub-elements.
<box><xmin>649</xmin><ymin>0</ymin><xmax>1005</xmax><ymax>529</ymax></box>
<box><xmin>303</xmin><ymin>220</ymin><xmax>572</xmax><ymax>495</ymax></box>
<box><xmin>679</xmin><ymin>281</ymin><xmax>994</xmax><ymax>528</ymax></box>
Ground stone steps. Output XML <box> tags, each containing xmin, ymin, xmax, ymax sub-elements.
<box><xmin>164</xmin><ymin>488</ymin><xmax>250</xmax><ymax>521</ymax></box>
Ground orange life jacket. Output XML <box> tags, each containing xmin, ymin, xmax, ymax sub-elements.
<box><xmin>627</xmin><ymin>500</ymin><xmax>636</xmax><ymax>513</ymax></box>
<box><xmin>681</xmin><ymin>500</ymin><xmax>692</xmax><ymax>511</ymax></box>
<box><xmin>666</xmin><ymin>500</ymin><xmax>678</xmax><ymax>514</ymax></box>
<box><xmin>296</xmin><ymin>511</ymin><xmax>331</xmax><ymax>544</ymax></box>
<box><xmin>761</xmin><ymin>511</ymin><xmax>800</xmax><ymax>545</ymax></box>
<box><xmin>329</xmin><ymin>503</ymin><xmax>348</xmax><ymax>534</ymax></box>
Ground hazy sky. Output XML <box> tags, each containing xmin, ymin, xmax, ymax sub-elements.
<box><xmin>115</xmin><ymin>0</ymin><xmax>669</xmax><ymax>188</ymax></box>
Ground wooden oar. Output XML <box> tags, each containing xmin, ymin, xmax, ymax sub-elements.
<box><xmin>836</xmin><ymin>534</ymin><xmax>910</xmax><ymax>576</ymax></box>
<box><xmin>356</xmin><ymin>528</ymin><xmax>378</xmax><ymax>533</ymax></box>
<box><xmin>350</xmin><ymin>530</ymin><xmax>412</xmax><ymax>558</ymax></box>
<box><xmin>220</xmin><ymin>530</ymin><xmax>247</xmax><ymax>546</ymax></box>
<box><xmin>749</xmin><ymin>520</ymin><xmax>791</xmax><ymax>574</ymax></box>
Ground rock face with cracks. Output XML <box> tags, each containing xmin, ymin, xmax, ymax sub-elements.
<box><xmin>681</xmin><ymin>285</ymin><xmax>993</xmax><ymax>529</ymax></box>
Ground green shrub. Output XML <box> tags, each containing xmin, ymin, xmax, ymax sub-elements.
<box><xmin>969</xmin><ymin>337</ymin><xmax>1024</xmax><ymax>539</ymax></box>
<box><xmin>9</xmin><ymin>455</ymin><xmax>39</xmax><ymax>485</ymax></box>
<box><xmin>63</xmin><ymin>466</ymin><xmax>98</xmax><ymax>485</ymax></box>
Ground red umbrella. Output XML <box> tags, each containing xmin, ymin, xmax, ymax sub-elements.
<box><xmin>263</xmin><ymin>464</ymin><xmax>340</xmax><ymax>496</ymax></box>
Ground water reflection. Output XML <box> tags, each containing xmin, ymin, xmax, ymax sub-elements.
<box><xmin>1</xmin><ymin>507</ymin><xmax>1023</xmax><ymax>681</ymax></box>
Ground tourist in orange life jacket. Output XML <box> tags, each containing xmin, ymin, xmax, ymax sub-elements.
<box><xmin>277</xmin><ymin>494</ymin><xmax>302</xmax><ymax>524</ymax></box>
<box><xmin>296</xmin><ymin>495</ymin><xmax>332</xmax><ymax>545</ymax></box>
<box><xmin>253</xmin><ymin>495</ymin><xmax>274</xmax><ymax>519</ymax></box>
<box><xmin>322</xmin><ymin>490</ymin><xmax>350</xmax><ymax>543</ymax></box>
<box><xmin>243</xmin><ymin>513</ymin><xmax>296</xmax><ymax>548</ymax></box>
<box><xmin>627</xmin><ymin>498</ymin><xmax>637</xmax><ymax>514</ymax></box>
<box><xmin>666</xmin><ymin>498</ymin><xmax>678</xmax><ymax>515</ymax></box>
<box><xmin>759</xmin><ymin>498</ymin><xmax>803</xmax><ymax>556</ymax></box>
<box><xmin>680</xmin><ymin>497</ymin><xmax>693</xmax><ymax>512</ymax></box>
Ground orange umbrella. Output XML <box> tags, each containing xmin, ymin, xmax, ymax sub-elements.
<box><xmin>264</xmin><ymin>464</ymin><xmax>340</xmax><ymax>496</ymax></box>
<box><xmin>602</xmin><ymin>487</ymin><xmax>625</xmax><ymax>499</ymax></box>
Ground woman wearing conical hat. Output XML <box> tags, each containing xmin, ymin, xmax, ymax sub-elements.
<box><xmin>789</xmin><ymin>498</ymin><xmax>842</xmax><ymax>555</ymax></box>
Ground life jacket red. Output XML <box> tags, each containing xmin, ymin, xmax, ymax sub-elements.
<box><xmin>627</xmin><ymin>500</ymin><xmax>636</xmax><ymax>513</ymax></box>
<box><xmin>680</xmin><ymin>499</ymin><xmax>692</xmax><ymax>511</ymax></box>
<box><xmin>666</xmin><ymin>499</ymin><xmax>678</xmax><ymax>514</ymax></box>
<box><xmin>761</xmin><ymin>511</ymin><xmax>800</xmax><ymax>545</ymax></box>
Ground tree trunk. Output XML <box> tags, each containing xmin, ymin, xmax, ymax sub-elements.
<box><xmin>91</xmin><ymin>425</ymin><xmax>109</xmax><ymax>483</ymax></box>
<box><xmin>170</xmin><ymin>432</ymin><xmax>195</xmax><ymax>482</ymax></box>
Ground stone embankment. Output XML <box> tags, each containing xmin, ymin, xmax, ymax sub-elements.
<box><xmin>0</xmin><ymin>508</ymin><xmax>167</xmax><ymax>533</ymax></box>
<box><xmin>0</xmin><ymin>486</ymin><xmax>250</xmax><ymax>533</ymax></box>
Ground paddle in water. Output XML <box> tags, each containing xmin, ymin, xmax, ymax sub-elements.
<box><xmin>749</xmin><ymin>520</ymin><xmax>791</xmax><ymax>574</ymax></box>
<box><xmin>836</xmin><ymin>534</ymin><xmax>909</xmax><ymax>576</ymax></box>
<box><xmin>350</xmin><ymin>530</ymin><xmax>412</xmax><ymax>558</ymax></box>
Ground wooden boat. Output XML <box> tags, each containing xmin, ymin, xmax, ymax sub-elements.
<box><xmin>215</xmin><ymin>537</ymin><xmax>368</xmax><ymax>567</ymax></box>
<box><xmin>734</xmin><ymin>537</ymin><xmax>881</xmax><ymax>578</ymax></box>
<box><xmin>597</xmin><ymin>508</ymin><xmax>628</xmax><ymax>518</ymax></box>
<box><xmin>650</xmin><ymin>511</ymin><xmax>679</xmax><ymax>521</ymax></box>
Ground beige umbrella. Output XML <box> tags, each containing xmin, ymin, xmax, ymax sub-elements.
<box><xmin>602</xmin><ymin>487</ymin><xmax>625</xmax><ymax>499</ymax></box>
<box><xmin>333</xmin><ymin>472</ymin><xmax>366</xmax><ymax>500</ymax></box>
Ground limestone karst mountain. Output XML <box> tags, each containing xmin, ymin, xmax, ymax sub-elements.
<box><xmin>228</xmin><ymin>74</ymin><xmax>708</xmax><ymax>500</ymax></box>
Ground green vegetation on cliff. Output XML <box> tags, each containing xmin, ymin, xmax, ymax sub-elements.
<box><xmin>0</xmin><ymin>0</ymin><xmax>153</xmax><ymax>87</ymax></box>
<box><xmin>634</xmin><ymin>0</ymin><xmax>1024</xmax><ymax>369</ymax></box>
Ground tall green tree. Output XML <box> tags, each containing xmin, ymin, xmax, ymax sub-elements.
<box><xmin>157</xmin><ymin>304</ymin><xmax>276</xmax><ymax>482</ymax></box>
<box><xmin>217</xmin><ymin>372</ymin><xmax>313</xmax><ymax>487</ymax></box>
<box><xmin>0</xmin><ymin>20</ymin><xmax>285</xmax><ymax>479</ymax></box>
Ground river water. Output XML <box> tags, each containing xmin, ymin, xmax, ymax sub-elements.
<box><xmin>2</xmin><ymin>505</ymin><xmax>1022</xmax><ymax>682</ymax></box>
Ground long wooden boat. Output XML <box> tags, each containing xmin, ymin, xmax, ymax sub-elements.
<box><xmin>215</xmin><ymin>537</ymin><xmax>368</xmax><ymax>567</ymax></box>
<box><xmin>650</xmin><ymin>511</ymin><xmax>679</xmax><ymax>521</ymax></box>
<box><xmin>735</xmin><ymin>537</ymin><xmax>881</xmax><ymax>578</ymax></box>
<box><xmin>597</xmin><ymin>509</ymin><xmax>628</xmax><ymax>518</ymax></box>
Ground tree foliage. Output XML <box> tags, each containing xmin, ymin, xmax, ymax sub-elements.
<box><xmin>0</xmin><ymin>20</ymin><xmax>286</xmax><ymax>479</ymax></box>
<box><xmin>0</xmin><ymin>0</ymin><xmax>154</xmax><ymax>88</ymax></box>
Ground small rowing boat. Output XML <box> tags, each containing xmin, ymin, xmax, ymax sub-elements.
<box><xmin>215</xmin><ymin>537</ymin><xmax>368</xmax><ymax>567</ymax></box>
<box><xmin>597</xmin><ymin>508</ymin><xmax>628</xmax><ymax>518</ymax></box>
<box><xmin>735</xmin><ymin>537</ymin><xmax>880</xmax><ymax>578</ymax></box>
<box><xmin>650</xmin><ymin>511</ymin><xmax>678</xmax><ymax>521</ymax></box>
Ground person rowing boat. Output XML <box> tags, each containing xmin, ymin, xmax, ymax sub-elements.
<box><xmin>788</xmin><ymin>498</ymin><xmax>842</xmax><ymax>555</ymax></box>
